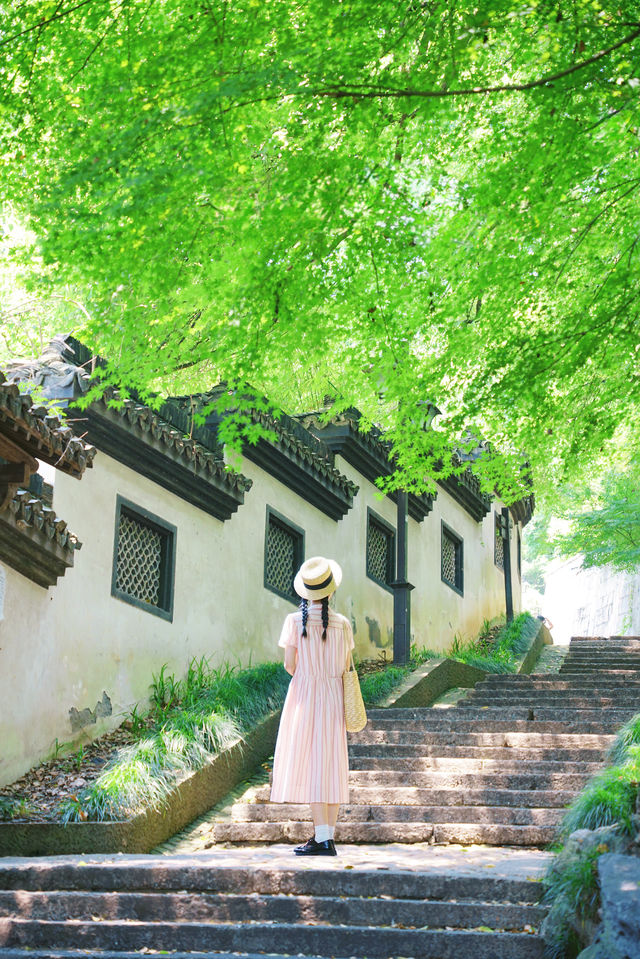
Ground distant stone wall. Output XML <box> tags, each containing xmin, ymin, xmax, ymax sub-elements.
<box><xmin>544</xmin><ymin>557</ymin><xmax>640</xmax><ymax>644</ymax></box>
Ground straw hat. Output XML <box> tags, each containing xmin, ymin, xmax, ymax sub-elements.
<box><xmin>294</xmin><ymin>556</ymin><xmax>342</xmax><ymax>600</ymax></box>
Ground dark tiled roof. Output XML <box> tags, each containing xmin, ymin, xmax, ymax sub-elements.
<box><xmin>170</xmin><ymin>393</ymin><xmax>359</xmax><ymax>520</ymax></box>
<box><xmin>6</xmin><ymin>337</ymin><xmax>253</xmax><ymax>520</ymax></box>
<box><xmin>97</xmin><ymin>390</ymin><xmax>252</xmax><ymax>496</ymax></box>
<box><xmin>8</xmin><ymin>489</ymin><xmax>81</xmax><ymax>554</ymax></box>
<box><xmin>299</xmin><ymin>408</ymin><xmax>436</xmax><ymax>522</ymax></box>
<box><xmin>0</xmin><ymin>373</ymin><xmax>96</xmax><ymax>476</ymax></box>
<box><xmin>0</xmin><ymin>488</ymin><xmax>81</xmax><ymax>588</ymax></box>
<box><xmin>251</xmin><ymin>407</ymin><xmax>359</xmax><ymax>502</ymax></box>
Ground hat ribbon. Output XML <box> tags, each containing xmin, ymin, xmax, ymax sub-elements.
<box><xmin>303</xmin><ymin>573</ymin><xmax>333</xmax><ymax>591</ymax></box>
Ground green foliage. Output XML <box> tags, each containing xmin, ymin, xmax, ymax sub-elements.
<box><xmin>560</xmin><ymin>765</ymin><xmax>639</xmax><ymax>838</ymax></box>
<box><xmin>1</xmin><ymin>3</ymin><xmax>640</xmax><ymax>500</ymax></box>
<box><xmin>543</xmin><ymin>847</ymin><xmax>602</xmax><ymax>920</ymax></box>
<box><xmin>361</xmin><ymin>613</ymin><xmax>538</xmax><ymax>703</ymax></box>
<box><xmin>0</xmin><ymin>795</ymin><xmax>32</xmax><ymax>821</ymax></box>
<box><xmin>551</xmin><ymin>466</ymin><xmax>640</xmax><ymax>573</ymax></box>
<box><xmin>59</xmin><ymin>658</ymin><xmax>290</xmax><ymax>823</ymax></box>
<box><xmin>609</xmin><ymin>714</ymin><xmax>640</xmax><ymax>765</ymax></box>
<box><xmin>360</xmin><ymin>666</ymin><xmax>410</xmax><ymax>706</ymax></box>
<box><xmin>446</xmin><ymin>613</ymin><xmax>538</xmax><ymax>674</ymax></box>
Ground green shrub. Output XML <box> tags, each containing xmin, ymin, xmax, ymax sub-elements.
<box><xmin>59</xmin><ymin>658</ymin><xmax>290</xmax><ymax>824</ymax></box>
<box><xmin>0</xmin><ymin>795</ymin><xmax>32</xmax><ymax>821</ymax></box>
<box><xmin>608</xmin><ymin>713</ymin><xmax>640</xmax><ymax>765</ymax></box>
<box><xmin>560</xmin><ymin>758</ymin><xmax>640</xmax><ymax>838</ymax></box>
<box><xmin>360</xmin><ymin>666</ymin><xmax>410</xmax><ymax>705</ymax></box>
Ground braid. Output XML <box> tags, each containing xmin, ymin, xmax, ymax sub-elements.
<box><xmin>300</xmin><ymin>599</ymin><xmax>309</xmax><ymax>638</ymax></box>
<box><xmin>321</xmin><ymin>595</ymin><xmax>329</xmax><ymax>640</ymax></box>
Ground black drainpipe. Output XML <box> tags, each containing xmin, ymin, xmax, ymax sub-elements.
<box><xmin>392</xmin><ymin>490</ymin><xmax>414</xmax><ymax>664</ymax></box>
<box><xmin>501</xmin><ymin>506</ymin><xmax>514</xmax><ymax>624</ymax></box>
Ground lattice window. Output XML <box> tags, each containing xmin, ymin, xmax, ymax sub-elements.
<box><xmin>366</xmin><ymin>510</ymin><xmax>395</xmax><ymax>590</ymax></box>
<box><xmin>264</xmin><ymin>508</ymin><xmax>304</xmax><ymax>602</ymax></box>
<box><xmin>441</xmin><ymin>522</ymin><xmax>463</xmax><ymax>595</ymax></box>
<box><xmin>495</xmin><ymin>512</ymin><xmax>505</xmax><ymax>571</ymax></box>
<box><xmin>112</xmin><ymin>498</ymin><xmax>176</xmax><ymax>620</ymax></box>
<box><xmin>116</xmin><ymin>514</ymin><xmax>164</xmax><ymax>606</ymax></box>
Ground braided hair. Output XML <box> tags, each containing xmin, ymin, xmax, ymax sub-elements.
<box><xmin>300</xmin><ymin>595</ymin><xmax>330</xmax><ymax>641</ymax></box>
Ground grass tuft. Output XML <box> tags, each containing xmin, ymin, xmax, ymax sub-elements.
<box><xmin>559</xmin><ymin>750</ymin><xmax>640</xmax><ymax>838</ymax></box>
<box><xmin>59</xmin><ymin>658</ymin><xmax>290</xmax><ymax>824</ymax></box>
<box><xmin>608</xmin><ymin>713</ymin><xmax>640</xmax><ymax>765</ymax></box>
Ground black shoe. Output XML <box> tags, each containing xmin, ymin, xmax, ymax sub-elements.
<box><xmin>294</xmin><ymin>837</ymin><xmax>337</xmax><ymax>856</ymax></box>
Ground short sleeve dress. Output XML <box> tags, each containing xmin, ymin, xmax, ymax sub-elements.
<box><xmin>270</xmin><ymin>604</ymin><xmax>355</xmax><ymax>804</ymax></box>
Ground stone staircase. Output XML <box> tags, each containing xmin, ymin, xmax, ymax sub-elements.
<box><xmin>211</xmin><ymin>638</ymin><xmax>640</xmax><ymax>848</ymax></box>
<box><xmin>0</xmin><ymin>854</ymin><xmax>548</xmax><ymax>958</ymax></box>
<box><xmin>1</xmin><ymin>635</ymin><xmax>639</xmax><ymax>959</ymax></box>
<box><xmin>559</xmin><ymin>635</ymin><xmax>640</xmax><ymax>673</ymax></box>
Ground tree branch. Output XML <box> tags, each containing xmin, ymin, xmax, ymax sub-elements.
<box><xmin>310</xmin><ymin>27</ymin><xmax>640</xmax><ymax>101</ymax></box>
<box><xmin>0</xmin><ymin>0</ymin><xmax>111</xmax><ymax>49</ymax></box>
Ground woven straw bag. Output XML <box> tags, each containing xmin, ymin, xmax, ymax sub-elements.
<box><xmin>343</xmin><ymin>652</ymin><xmax>367</xmax><ymax>733</ymax></box>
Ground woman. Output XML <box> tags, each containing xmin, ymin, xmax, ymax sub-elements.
<box><xmin>270</xmin><ymin>556</ymin><xmax>354</xmax><ymax>856</ymax></box>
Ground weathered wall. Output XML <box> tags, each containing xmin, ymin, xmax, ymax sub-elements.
<box><xmin>543</xmin><ymin>557</ymin><xmax>640</xmax><ymax>645</ymax></box>
<box><xmin>0</xmin><ymin>448</ymin><xmax>521</xmax><ymax>787</ymax></box>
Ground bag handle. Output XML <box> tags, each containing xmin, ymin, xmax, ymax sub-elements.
<box><xmin>345</xmin><ymin>648</ymin><xmax>355</xmax><ymax>673</ymax></box>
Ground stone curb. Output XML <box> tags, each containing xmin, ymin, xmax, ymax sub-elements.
<box><xmin>0</xmin><ymin>712</ymin><xmax>281</xmax><ymax>858</ymax></box>
<box><xmin>379</xmin><ymin>620</ymin><xmax>548</xmax><ymax>709</ymax></box>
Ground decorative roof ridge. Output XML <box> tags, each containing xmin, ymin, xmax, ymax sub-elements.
<box><xmin>7</xmin><ymin>487</ymin><xmax>82</xmax><ymax>554</ymax></box>
<box><xmin>172</xmin><ymin>391</ymin><xmax>358</xmax><ymax>500</ymax></box>
<box><xmin>0</xmin><ymin>372</ymin><xmax>96</xmax><ymax>476</ymax></box>
<box><xmin>251</xmin><ymin>407</ymin><xmax>359</xmax><ymax>498</ymax></box>
<box><xmin>298</xmin><ymin>407</ymin><xmax>393</xmax><ymax>465</ymax></box>
<box><xmin>96</xmin><ymin>388</ymin><xmax>252</xmax><ymax>494</ymax></box>
<box><xmin>448</xmin><ymin>452</ymin><xmax>493</xmax><ymax>507</ymax></box>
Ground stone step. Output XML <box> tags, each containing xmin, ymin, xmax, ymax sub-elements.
<box><xmin>0</xmin><ymin>917</ymin><xmax>545</xmax><ymax>958</ymax></box>
<box><xmin>0</xmin><ymin>861</ymin><xmax>543</xmax><ymax>903</ymax></box>
<box><xmin>211</xmin><ymin>819</ymin><xmax>557</xmax><ymax>846</ymax></box>
<box><xmin>349</xmin><ymin>730</ymin><xmax>615</xmax><ymax>747</ymax></box>
<box><xmin>348</xmin><ymin>744</ymin><xmax>608</xmax><ymax>761</ymax></box>
<box><xmin>365</xmin><ymin>705</ymin><xmax>637</xmax><ymax>721</ymax></box>
<box><xmin>461</xmin><ymin>695</ymin><xmax>640</xmax><ymax>707</ymax></box>
<box><xmin>559</xmin><ymin>661</ymin><xmax>640</xmax><ymax>669</ymax></box>
<box><xmin>0</xmin><ymin>889</ymin><xmax>547</xmax><ymax>932</ymax></box>
<box><xmin>359</xmin><ymin>719</ymin><xmax>620</xmax><ymax>735</ymax></box>
<box><xmin>229</xmin><ymin>802</ymin><xmax>563</xmax><ymax>826</ymax></box>
<box><xmin>348</xmin><ymin>756</ymin><xmax>603</xmax><ymax>773</ymax></box>
<box><xmin>345</xmin><ymin>770</ymin><xmax>593</xmax><ymax>789</ymax></box>
<box><xmin>251</xmin><ymin>783</ymin><xmax>579</xmax><ymax>807</ymax></box>
<box><xmin>559</xmin><ymin>666</ymin><xmax>640</xmax><ymax>674</ymax></box>
<box><xmin>479</xmin><ymin>675</ymin><xmax>640</xmax><ymax>686</ymax></box>
<box><xmin>446</xmin><ymin>707</ymin><xmax>637</xmax><ymax>724</ymax></box>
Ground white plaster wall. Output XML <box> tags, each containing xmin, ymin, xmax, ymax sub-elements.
<box><xmin>543</xmin><ymin>557</ymin><xmax>640</xmax><ymax>645</ymax></box>
<box><xmin>408</xmin><ymin>490</ymin><xmax>519</xmax><ymax>653</ymax></box>
<box><xmin>0</xmin><ymin>449</ymin><xmax>522</xmax><ymax>787</ymax></box>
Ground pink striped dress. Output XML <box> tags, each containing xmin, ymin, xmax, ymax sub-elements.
<box><xmin>270</xmin><ymin>605</ymin><xmax>354</xmax><ymax>804</ymax></box>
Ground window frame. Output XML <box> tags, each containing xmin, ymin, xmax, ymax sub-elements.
<box><xmin>366</xmin><ymin>507</ymin><xmax>396</xmax><ymax>594</ymax></box>
<box><xmin>441</xmin><ymin>520</ymin><xmax>464</xmax><ymax>597</ymax></box>
<box><xmin>263</xmin><ymin>505</ymin><xmax>305</xmax><ymax>605</ymax></box>
<box><xmin>111</xmin><ymin>495</ymin><xmax>177</xmax><ymax>622</ymax></box>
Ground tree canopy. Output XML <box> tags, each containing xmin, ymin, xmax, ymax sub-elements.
<box><xmin>1</xmin><ymin>1</ymin><xmax>639</xmax><ymax>502</ymax></box>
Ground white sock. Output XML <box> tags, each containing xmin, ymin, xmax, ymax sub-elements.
<box><xmin>327</xmin><ymin>826</ymin><xmax>335</xmax><ymax>840</ymax></box>
<box><xmin>315</xmin><ymin>824</ymin><xmax>331</xmax><ymax>843</ymax></box>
